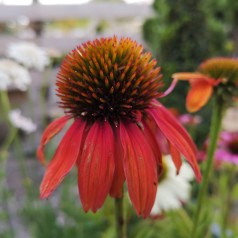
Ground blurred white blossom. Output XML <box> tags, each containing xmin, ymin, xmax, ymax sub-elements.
<box><xmin>0</xmin><ymin>71</ymin><xmax>10</xmax><ymax>90</ymax></box>
<box><xmin>9</xmin><ymin>109</ymin><xmax>37</xmax><ymax>134</ymax></box>
<box><xmin>150</xmin><ymin>155</ymin><xmax>194</xmax><ymax>216</ymax></box>
<box><xmin>0</xmin><ymin>59</ymin><xmax>31</xmax><ymax>91</ymax></box>
<box><xmin>7</xmin><ymin>42</ymin><xmax>50</xmax><ymax>71</ymax></box>
<box><xmin>123</xmin><ymin>0</ymin><xmax>153</xmax><ymax>4</ymax></box>
<box><xmin>222</xmin><ymin>107</ymin><xmax>238</xmax><ymax>132</ymax></box>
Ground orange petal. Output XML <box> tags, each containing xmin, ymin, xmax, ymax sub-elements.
<box><xmin>110</xmin><ymin>127</ymin><xmax>125</xmax><ymax>198</ymax></box>
<box><xmin>147</xmin><ymin>102</ymin><xmax>201</xmax><ymax>182</ymax></box>
<box><xmin>120</xmin><ymin>122</ymin><xmax>158</xmax><ymax>218</ymax></box>
<box><xmin>40</xmin><ymin>119</ymin><xmax>86</xmax><ymax>199</ymax></box>
<box><xmin>37</xmin><ymin>115</ymin><xmax>70</xmax><ymax>165</ymax></box>
<box><xmin>172</xmin><ymin>72</ymin><xmax>206</xmax><ymax>81</ymax></box>
<box><xmin>78</xmin><ymin>121</ymin><xmax>115</xmax><ymax>212</ymax></box>
<box><xmin>172</xmin><ymin>72</ymin><xmax>218</xmax><ymax>85</ymax></box>
<box><xmin>186</xmin><ymin>79</ymin><xmax>213</xmax><ymax>112</ymax></box>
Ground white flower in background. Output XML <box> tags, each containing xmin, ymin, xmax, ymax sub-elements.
<box><xmin>9</xmin><ymin>109</ymin><xmax>37</xmax><ymax>134</ymax></box>
<box><xmin>0</xmin><ymin>59</ymin><xmax>31</xmax><ymax>91</ymax></box>
<box><xmin>150</xmin><ymin>155</ymin><xmax>194</xmax><ymax>216</ymax></box>
<box><xmin>222</xmin><ymin>107</ymin><xmax>238</xmax><ymax>132</ymax></box>
<box><xmin>0</xmin><ymin>71</ymin><xmax>11</xmax><ymax>90</ymax></box>
<box><xmin>7</xmin><ymin>42</ymin><xmax>50</xmax><ymax>71</ymax></box>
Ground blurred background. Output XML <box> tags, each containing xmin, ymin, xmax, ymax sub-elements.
<box><xmin>0</xmin><ymin>0</ymin><xmax>238</xmax><ymax>238</ymax></box>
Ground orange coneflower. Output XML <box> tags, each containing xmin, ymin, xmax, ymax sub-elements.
<box><xmin>37</xmin><ymin>37</ymin><xmax>201</xmax><ymax>218</ymax></box>
<box><xmin>172</xmin><ymin>57</ymin><xmax>238</xmax><ymax>112</ymax></box>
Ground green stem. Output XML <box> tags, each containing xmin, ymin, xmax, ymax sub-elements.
<box><xmin>0</xmin><ymin>90</ymin><xmax>11</xmax><ymax>125</ymax></box>
<box><xmin>192</xmin><ymin>98</ymin><xmax>225</xmax><ymax>238</ymax></box>
<box><xmin>221</xmin><ymin>167</ymin><xmax>236</xmax><ymax>238</ymax></box>
<box><xmin>0</xmin><ymin>151</ymin><xmax>15</xmax><ymax>237</ymax></box>
<box><xmin>13</xmin><ymin>134</ymin><xmax>35</xmax><ymax>199</ymax></box>
<box><xmin>0</xmin><ymin>90</ymin><xmax>15</xmax><ymax>236</ymax></box>
<box><xmin>40</xmin><ymin>67</ymin><xmax>51</xmax><ymax>127</ymax></box>
<box><xmin>115</xmin><ymin>195</ymin><xmax>127</xmax><ymax>238</ymax></box>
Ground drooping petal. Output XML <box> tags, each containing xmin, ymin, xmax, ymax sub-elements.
<box><xmin>158</xmin><ymin>79</ymin><xmax>178</xmax><ymax>98</ymax></box>
<box><xmin>172</xmin><ymin>72</ymin><xmax>207</xmax><ymax>81</ymax></box>
<box><xmin>40</xmin><ymin>119</ymin><xmax>86</xmax><ymax>199</ymax></box>
<box><xmin>168</xmin><ymin>141</ymin><xmax>182</xmax><ymax>174</ymax></box>
<box><xmin>110</xmin><ymin>127</ymin><xmax>125</xmax><ymax>198</ymax></box>
<box><xmin>186</xmin><ymin>79</ymin><xmax>213</xmax><ymax>112</ymax></box>
<box><xmin>120</xmin><ymin>122</ymin><xmax>158</xmax><ymax>218</ymax></box>
<box><xmin>78</xmin><ymin>121</ymin><xmax>115</xmax><ymax>212</ymax></box>
<box><xmin>147</xmin><ymin>102</ymin><xmax>201</xmax><ymax>182</ymax></box>
<box><xmin>37</xmin><ymin>115</ymin><xmax>70</xmax><ymax>165</ymax></box>
<box><xmin>172</xmin><ymin>72</ymin><xmax>219</xmax><ymax>85</ymax></box>
<box><xmin>143</xmin><ymin>120</ymin><xmax>162</xmax><ymax>168</ymax></box>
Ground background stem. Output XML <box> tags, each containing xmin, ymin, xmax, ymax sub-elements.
<box><xmin>192</xmin><ymin>97</ymin><xmax>225</xmax><ymax>238</ymax></box>
<box><xmin>221</xmin><ymin>166</ymin><xmax>237</xmax><ymax>238</ymax></box>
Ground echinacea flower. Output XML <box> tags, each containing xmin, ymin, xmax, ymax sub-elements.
<box><xmin>37</xmin><ymin>37</ymin><xmax>201</xmax><ymax>218</ymax></box>
<box><xmin>215</xmin><ymin>131</ymin><xmax>238</xmax><ymax>165</ymax></box>
<box><xmin>150</xmin><ymin>155</ymin><xmax>194</xmax><ymax>216</ymax></box>
<box><xmin>9</xmin><ymin>109</ymin><xmax>37</xmax><ymax>134</ymax></box>
<box><xmin>7</xmin><ymin>42</ymin><xmax>50</xmax><ymax>71</ymax></box>
<box><xmin>172</xmin><ymin>57</ymin><xmax>238</xmax><ymax>112</ymax></box>
<box><xmin>0</xmin><ymin>59</ymin><xmax>31</xmax><ymax>91</ymax></box>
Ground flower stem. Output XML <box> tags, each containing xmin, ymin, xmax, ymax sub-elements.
<box><xmin>191</xmin><ymin>97</ymin><xmax>225</xmax><ymax>238</ymax></box>
<box><xmin>40</xmin><ymin>67</ymin><xmax>51</xmax><ymax>127</ymax></box>
<box><xmin>221</xmin><ymin>166</ymin><xmax>236</xmax><ymax>238</ymax></box>
<box><xmin>115</xmin><ymin>195</ymin><xmax>127</xmax><ymax>238</ymax></box>
<box><xmin>0</xmin><ymin>90</ymin><xmax>11</xmax><ymax>126</ymax></box>
<box><xmin>0</xmin><ymin>91</ymin><xmax>15</xmax><ymax>236</ymax></box>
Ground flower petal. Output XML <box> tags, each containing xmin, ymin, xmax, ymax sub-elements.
<box><xmin>37</xmin><ymin>115</ymin><xmax>70</xmax><ymax>165</ymax></box>
<box><xmin>40</xmin><ymin>119</ymin><xmax>86</xmax><ymax>199</ymax></box>
<box><xmin>172</xmin><ymin>72</ymin><xmax>218</xmax><ymax>85</ymax></box>
<box><xmin>120</xmin><ymin>122</ymin><xmax>158</xmax><ymax>218</ymax></box>
<box><xmin>186</xmin><ymin>79</ymin><xmax>213</xmax><ymax>112</ymax></box>
<box><xmin>110</xmin><ymin>127</ymin><xmax>125</xmax><ymax>198</ymax></box>
<box><xmin>168</xmin><ymin>141</ymin><xmax>182</xmax><ymax>174</ymax></box>
<box><xmin>78</xmin><ymin>121</ymin><xmax>115</xmax><ymax>212</ymax></box>
<box><xmin>147</xmin><ymin>103</ymin><xmax>201</xmax><ymax>182</ymax></box>
<box><xmin>143</xmin><ymin>120</ymin><xmax>162</xmax><ymax>168</ymax></box>
<box><xmin>172</xmin><ymin>72</ymin><xmax>206</xmax><ymax>81</ymax></box>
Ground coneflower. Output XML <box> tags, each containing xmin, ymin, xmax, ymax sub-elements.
<box><xmin>37</xmin><ymin>36</ymin><xmax>201</xmax><ymax>218</ymax></box>
<box><xmin>172</xmin><ymin>57</ymin><xmax>238</xmax><ymax>112</ymax></box>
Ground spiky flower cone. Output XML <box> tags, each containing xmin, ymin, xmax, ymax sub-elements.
<box><xmin>57</xmin><ymin>37</ymin><xmax>162</xmax><ymax>123</ymax></box>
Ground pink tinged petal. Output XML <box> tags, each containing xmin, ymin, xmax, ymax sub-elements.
<box><xmin>78</xmin><ymin>121</ymin><xmax>115</xmax><ymax>212</ymax></box>
<box><xmin>155</xmin><ymin>128</ymin><xmax>170</xmax><ymax>154</ymax></box>
<box><xmin>120</xmin><ymin>122</ymin><xmax>158</xmax><ymax>218</ymax></box>
<box><xmin>158</xmin><ymin>79</ymin><xmax>178</xmax><ymax>98</ymax></box>
<box><xmin>186</xmin><ymin>79</ymin><xmax>213</xmax><ymax>112</ymax></box>
<box><xmin>147</xmin><ymin>103</ymin><xmax>201</xmax><ymax>182</ymax></box>
<box><xmin>231</xmin><ymin>155</ymin><xmax>238</xmax><ymax>165</ymax></box>
<box><xmin>169</xmin><ymin>141</ymin><xmax>182</xmax><ymax>174</ymax></box>
<box><xmin>215</xmin><ymin>149</ymin><xmax>230</xmax><ymax>161</ymax></box>
<box><xmin>40</xmin><ymin>119</ymin><xmax>86</xmax><ymax>199</ymax></box>
<box><xmin>37</xmin><ymin>115</ymin><xmax>70</xmax><ymax>165</ymax></box>
<box><xmin>110</xmin><ymin>127</ymin><xmax>125</xmax><ymax>198</ymax></box>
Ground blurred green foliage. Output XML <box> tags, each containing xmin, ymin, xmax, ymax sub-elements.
<box><xmin>142</xmin><ymin>0</ymin><xmax>235</xmax><ymax>146</ymax></box>
<box><xmin>143</xmin><ymin>0</ymin><xmax>229</xmax><ymax>76</ymax></box>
